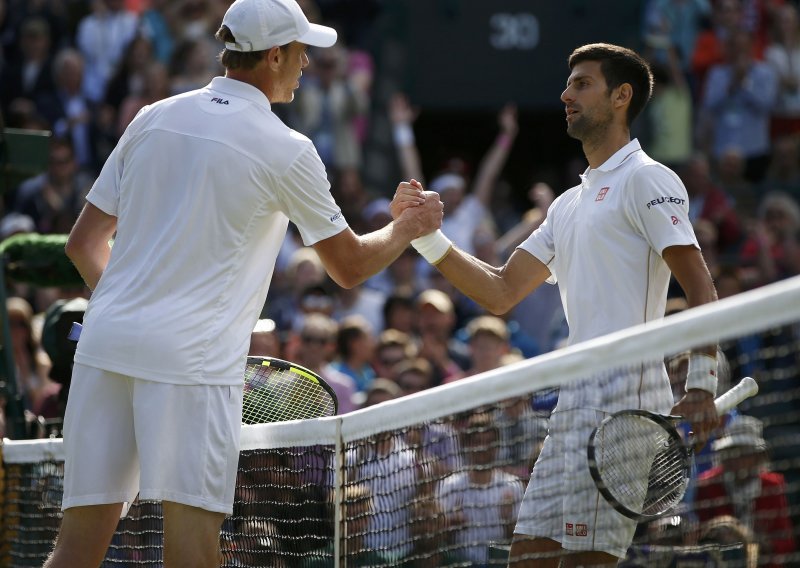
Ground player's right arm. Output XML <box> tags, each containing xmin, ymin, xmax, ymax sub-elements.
<box><xmin>65</xmin><ymin>203</ymin><xmax>118</xmax><ymax>291</ymax></box>
<box><xmin>433</xmin><ymin>245</ymin><xmax>550</xmax><ymax>315</ymax></box>
<box><xmin>312</xmin><ymin>183</ymin><xmax>441</xmax><ymax>289</ymax></box>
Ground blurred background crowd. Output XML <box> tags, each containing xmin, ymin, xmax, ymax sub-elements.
<box><xmin>1</xmin><ymin>0</ymin><xmax>800</xmax><ymax>565</ymax></box>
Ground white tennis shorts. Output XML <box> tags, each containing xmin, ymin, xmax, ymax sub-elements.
<box><xmin>514</xmin><ymin>409</ymin><xmax>637</xmax><ymax>559</ymax></box>
<box><xmin>62</xmin><ymin>363</ymin><xmax>243</xmax><ymax>516</ymax></box>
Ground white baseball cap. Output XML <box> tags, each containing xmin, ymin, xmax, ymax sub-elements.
<box><xmin>221</xmin><ymin>0</ymin><xmax>337</xmax><ymax>52</ymax></box>
<box><xmin>712</xmin><ymin>415</ymin><xmax>768</xmax><ymax>453</ymax></box>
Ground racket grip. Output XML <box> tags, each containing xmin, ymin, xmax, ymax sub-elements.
<box><xmin>714</xmin><ymin>377</ymin><xmax>758</xmax><ymax>415</ymax></box>
<box><xmin>68</xmin><ymin>322</ymin><xmax>83</xmax><ymax>342</ymax></box>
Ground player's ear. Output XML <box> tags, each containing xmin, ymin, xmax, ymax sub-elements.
<box><xmin>265</xmin><ymin>45</ymin><xmax>283</xmax><ymax>71</ymax></box>
<box><xmin>613</xmin><ymin>83</ymin><xmax>633</xmax><ymax>110</ymax></box>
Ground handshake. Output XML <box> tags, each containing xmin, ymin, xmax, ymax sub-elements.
<box><xmin>389</xmin><ymin>179</ymin><xmax>452</xmax><ymax>265</ymax></box>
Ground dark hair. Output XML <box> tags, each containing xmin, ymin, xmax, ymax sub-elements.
<box><xmin>382</xmin><ymin>292</ymin><xmax>414</xmax><ymax>329</ymax></box>
<box><xmin>336</xmin><ymin>316</ymin><xmax>371</xmax><ymax>359</ymax></box>
<box><xmin>215</xmin><ymin>25</ymin><xmax>268</xmax><ymax>70</ymax></box>
<box><xmin>49</xmin><ymin>136</ymin><xmax>74</xmax><ymax>155</ymax></box>
<box><xmin>568</xmin><ymin>43</ymin><xmax>653</xmax><ymax>126</ymax></box>
<box><xmin>463</xmin><ymin>412</ymin><xmax>499</xmax><ymax>446</ymax></box>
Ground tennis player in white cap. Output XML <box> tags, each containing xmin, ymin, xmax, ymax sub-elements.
<box><xmin>45</xmin><ymin>1</ymin><xmax>442</xmax><ymax>566</ymax></box>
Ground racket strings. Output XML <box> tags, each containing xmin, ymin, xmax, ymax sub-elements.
<box><xmin>643</xmin><ymin>440</ymin><xmax>688</xmax><ymax>514</ymax></box>
<box><xmin>242</xmin><ymin>364</ymin><xmax>336</xmax><ymax>424</ymax></box>
<box><xmin>595</xmin><ymin>415</ymin><xmax>689</xmax><ymax>517</ymax></box>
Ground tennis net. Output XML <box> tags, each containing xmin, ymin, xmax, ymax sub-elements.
<box><xmin>2</xmin><ymin>275</ymin><xmax>800</xmax><ymax>566</ymax></box>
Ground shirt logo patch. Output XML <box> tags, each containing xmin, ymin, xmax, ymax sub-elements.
<box><xmin>671</xmin><ymin>215</ymin><xmax>680</xmax><ymax>225</ymax></box>
<box><xmin>565</xmin><ymin>523</ymin><xmax>574</xmax><ymax>536</ymax></box>
<box><xmin>646</xmin><ymin>196</ymin><xmax>686</xmax><ymax>209</ymax></box>
<box><xmin>330</xmin><ymin>211</ymin><xmax>342</xmax><ymax>223</ymax></box>
<box><xmin>211</xmin><ymin>97</ymin><xmax>230</xmax><ymax>105</ymax></box>
<box><xmin>595</xmin><ymin>187</ymin><xmax>609</xmax><ymax>201</ymax></box>
<box><xmin>576</xmin><ymin>524</ymin><xmax>588</xmax><ymax>537</ymax></box>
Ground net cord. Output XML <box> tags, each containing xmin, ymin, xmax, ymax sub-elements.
<box><xmin>5</xmin><ymin>275</ymin><xmax>800</xmax><ymax>459</ymax></box>
<box><xmin>2</xmin><ymin>437</ymin><xmax>64</xmax><ymax>463</ymax></box>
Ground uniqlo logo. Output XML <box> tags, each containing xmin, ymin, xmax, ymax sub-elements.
<box><xmin>565</xmin><ymin>523</ymin><xmax>574</xmax><ymax>536</ymax></box>
<box><xmin>576</xmin><ymin>524</ymin><xmax>588</xmax><ymax>537</ymax></box>
<box><xmin>595</xmin><ymin>187</ymin><xmax>610</xmax><ymax>201</ymax></box>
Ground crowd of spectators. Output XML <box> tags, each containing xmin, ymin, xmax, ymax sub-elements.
<box><xmin>2</xmin><ymin>0</ymin><xmax>800</xmax><ymax>565</ymax></box>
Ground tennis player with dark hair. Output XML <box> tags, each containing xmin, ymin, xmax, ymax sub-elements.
<box><xmin>45</xmin><ymin>1</ymin><xmax>442</xmax><ymax>566</ymax></box>
<box><xmin>395</xmin><ymin>43</ymin><xmax>719</xmax><ymax>567</ymax></box>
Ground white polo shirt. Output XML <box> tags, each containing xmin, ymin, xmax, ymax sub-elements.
<box><xmin>436</xmin><ymin>470</ymin><xmax>525</xmax><ymax>564</ymax></box>
<box><xmin>519</xmin><ymin>139</ymin><xmax>698</xmax><ymax>412</ymax></box>
<box><xmin>75</xmin><ymin>77</ymin><xmax>348</xmax><ymax>385</ymax></box>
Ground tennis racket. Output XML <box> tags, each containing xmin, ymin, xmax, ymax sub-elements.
<box><xmin>241</xmin><ymin>356</ymin><xmax>337</xmax><ymax>424</ymax></box>
<box><xmin>68</xmin><ymin>322</ymin><xmax>338</xmax><ymax>424</ymax></box>
<box><xmin>587</xmin><ymin>376</ymin><xmax>758</xmax><ymax>521</ymax></box>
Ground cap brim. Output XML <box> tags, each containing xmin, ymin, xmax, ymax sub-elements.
<box><xmin>419</xmin><ymin>301</ymin><xmax>451</xmax><ymax>313</ymax></box>
<box><xmin>298</xmin><ymin>23</ymin><xmax>337</xmax><ymax>48</ymax></box>
<box><xmin>713</xmin><ymin>437</ymin><xmax>768</xmax><ymax>452</ymax></box>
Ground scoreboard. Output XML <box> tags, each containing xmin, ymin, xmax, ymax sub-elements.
<box><xmin>398</xmin><ymin>0</ymin><xmax>645</xmax><ymax>110</ymax></box>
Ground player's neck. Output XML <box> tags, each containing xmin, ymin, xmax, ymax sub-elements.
<box><xmin>224</xmin><ymin>67</ymin><xmax>274</xmax><ymax>101</ymax></box>
<box><xmin>582</xmin><ymin>126</ymin><xmax>630</xmax><ymax>170</ymax></box>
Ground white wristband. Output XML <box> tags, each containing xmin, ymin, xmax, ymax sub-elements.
<box><xmin>686</xmin><ymin>353</ymin><xmax>718</xmax><ymax>396</ymax></box>
<box><xmin>411</xmin><ymin>230</ymin><xmax>452</xmax><ymax>265</ymax></box>
<box><xmin>393</xmin><ymin>123</ymin><xmax>415</xmax><ymax>147</ymax></box>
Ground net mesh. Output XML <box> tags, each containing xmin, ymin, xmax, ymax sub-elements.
<box><xmin>2</xmin><ymin>276</ymin><xmax>800</xmax><ymax>567</ymax></box>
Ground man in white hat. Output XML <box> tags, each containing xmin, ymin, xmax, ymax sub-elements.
<box><xmin>45</xmin><ymin>1</ymin><xmax>443</xmax><ymax>566</ymax></box>
<box><xmin>695</xmin><ymin>415</ymin><xmax>796</xmax><ymax>567</ymax></box>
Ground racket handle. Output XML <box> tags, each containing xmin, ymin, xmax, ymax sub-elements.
<box><xmin>68</xmin><ymin>322</ymin><xmax>83</xmax><ymax>342</ymax></box>
<box><xmin>714</xmin><ymin>377</ymin><xmax>758</xmax><ymax>415</ymax></box>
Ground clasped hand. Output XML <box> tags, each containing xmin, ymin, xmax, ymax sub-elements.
<box><xmin>390</xmin><ymin>179</ymin><xmax>444</xmax><ymax>238</ymax></box>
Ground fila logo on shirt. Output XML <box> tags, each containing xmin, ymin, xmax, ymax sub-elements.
<box><xmin>211</xmin><ymin>97</ymin><xmax>230</xmax><ymax>105</ymax></box>
<box><xmin>595</xmin><ymin>187</ymin><xmax>610</xmax><ymax>201</ymax></box>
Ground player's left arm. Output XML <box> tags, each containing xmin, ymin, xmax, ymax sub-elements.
<box><xmin>65</xmin><ymin>202</ymin><xmax>118</xmax><ymax>291</ymax></box>
<box><xmin>662</xmin><ymin>244</ymin><xmax>718</xmax><ymax>343</ymax></box>
<box><xmin>663</xmin><ymin>244</ymin><xmax>720</xmax><ymax>446</ymax></box>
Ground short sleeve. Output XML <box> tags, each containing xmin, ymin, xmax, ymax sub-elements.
<box><xmin>85</xmin><ymin>106</ymin><xmax>150</xmax><ymax>216</ymax></box>
<box><xmin>276</xmin><ymin>142</ymin><xmax>349</xmax><ymax>246</ymax></box>
<box><xmin>626</xmin><ymin>164</ymin><xmax>698</xmax><ymax>256</ymax></box>
<box><xmin>86</xmin><ymin>135</ymin><xmax>126</xmax><ymax>216</ymax></box>
<box><xmin>518</xmin><ymin>194</ymin><xmax>565</xmax><ymax>285</ymax></box>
